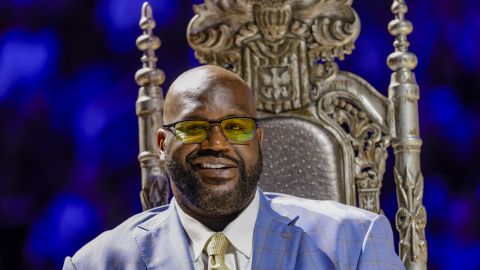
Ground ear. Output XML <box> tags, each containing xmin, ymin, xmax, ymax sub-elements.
<box><xmin>256</xmin><ymin>127</ymin><xmax>264</xmax><ymax>145</ymax></box>
<box><xmin>157</xmin><ymin>128</ymin><xmax>167</xmax><ymax>158</ymax></box>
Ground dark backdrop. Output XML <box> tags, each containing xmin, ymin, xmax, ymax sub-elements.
<box><xmin>1</xmin><ymin>0</ymin><xmax>479</xmax><ymax>269</ymax></box>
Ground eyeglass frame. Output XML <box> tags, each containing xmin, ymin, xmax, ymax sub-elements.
<box><xmin>162</xmin><ymin>116</ymin><xmax>260</xmax><ymax>144</ymax></box>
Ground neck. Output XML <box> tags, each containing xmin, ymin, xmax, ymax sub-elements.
<box><xmin>175</xmin><ymin>193</ymin><xmax>255</xmax><ymax>232</ymax></box>
<box><xmin>191</xmin><ymin>209</ymin><xmax>241</xmax><ymax>232</ymax></box>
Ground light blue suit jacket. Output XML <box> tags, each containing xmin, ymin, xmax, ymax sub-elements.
<box><xmin>63</xmin><ymin>191</ymin><xmax>405</xmax><ymax>269</ymax></box>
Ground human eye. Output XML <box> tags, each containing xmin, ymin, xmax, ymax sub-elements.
<box><xmin>177</xmin><ymin>121</ymin><xmax>208</xmax><ymax>134</ymax></box>
<box><xmin>225</xmin><ymin>123</ymin><xmax>245</xmax><ymax>131</ymax></box>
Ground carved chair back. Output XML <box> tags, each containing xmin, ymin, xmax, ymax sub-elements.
<box><xmin>186</xmin><ymin>0</ymin><xmax>391</xmax><ymax>212</ymax></box>
<box><xmin>134</xmin><ymin>1</ymin><xmax>428</xmax><ymax>269</ymax></box>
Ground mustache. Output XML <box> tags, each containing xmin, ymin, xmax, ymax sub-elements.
<box><xmin>186</xmin><ymin>149</ymin><xmax>242</xmax><ymax>167</ymax></box>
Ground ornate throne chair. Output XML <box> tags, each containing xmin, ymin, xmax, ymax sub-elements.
<box><xmin>134</xmin><ymin>1</ymin><xmax>427</xmax><ymax>269</ymax></box>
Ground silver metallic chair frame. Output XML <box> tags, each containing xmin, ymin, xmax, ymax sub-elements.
<box><xmin>134</xmin><ymin>1</ymin><xmax>427</xmax><ymax>269</ymax></box>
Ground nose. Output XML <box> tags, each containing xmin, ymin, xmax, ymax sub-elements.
<box><xmin>201</xmin><ymin>125</ymin><xmax>231</xmax><ymax>152</ymax></box>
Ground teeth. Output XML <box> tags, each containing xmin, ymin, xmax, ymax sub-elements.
<box><xmin>201</xmin><ymin>163</ymin><xmax>227</xmax><ymax>169</ymax></box>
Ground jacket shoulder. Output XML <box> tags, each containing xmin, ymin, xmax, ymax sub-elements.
<box><xmin>265</xmin><ymin>192</ymin><xmax>379</xmax><ymax>230</ymax></box>
<box><xmin>65</xmin><ymin>205</ymin><xmax>171</xmax><ymax>269</ymax></box>
<box><xmin>264</xmin><ymin>192</ymin><xmax>401</xmax><ymax>269</ymax></box>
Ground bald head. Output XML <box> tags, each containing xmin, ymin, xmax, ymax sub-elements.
<box><xmin>163</xmin><ymin>65</ymin><xmax>256</xmax><ymax>124</ymax></box>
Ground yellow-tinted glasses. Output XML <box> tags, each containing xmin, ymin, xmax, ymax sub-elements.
<box><xmin>163</xmin><ymin>117</ymin><xmax>259</xmax><ymax>144</ymax></box>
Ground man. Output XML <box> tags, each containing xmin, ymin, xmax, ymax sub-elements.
<box><xmin>63</xmin><ymin>65</ymin><xmax>405</xmax><ymax>269</ymax></box>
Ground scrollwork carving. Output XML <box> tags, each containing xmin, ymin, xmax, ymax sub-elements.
<box><xmin>320</xmin><ymin>93</ymin><xmax>389</xmax><ymax>213</ymax></box>
<box><xmin>187</xmin><ymin>0</ymin><xmax>360</xmax><ymax>113</ymax></box>
<box><xmin>140</xmin><ymin>167</ymin><xmax>169</xmax><ymax>211</ymax></box>
<box><xmin>394</xmin><ymin>168</ymin><xmax>428</xmax><ymax>264</ymax></box>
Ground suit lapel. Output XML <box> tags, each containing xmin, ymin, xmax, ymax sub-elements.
<box><xmin>134</xmin><ymin>201</ymin><xmax>194</xmax><ymax>270</ymax></box>
<box><xmin>251</xmin><ymin>192</ymin><xmax>303</xmax><ymax>270</ymax></box>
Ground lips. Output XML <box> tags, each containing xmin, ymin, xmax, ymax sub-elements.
<box><xmin>192</xmin><ymin>157</ymin><xmax>237</xmax><ymax>170</ymax></box>
<box><xmin>198</xmin><ymin>163</ymin><xmax>229</xmax><ymax>169</ymax></box>
<box><xmin>191</xmin><ymin>157</ymin><xmax>238</xmax><ymax>182</ymax></box>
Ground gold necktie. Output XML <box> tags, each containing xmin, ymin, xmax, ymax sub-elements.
<box><xmin>204</xmin><ymin>233</ymin><xmax>230</xmax><ymax>270</ymax></box>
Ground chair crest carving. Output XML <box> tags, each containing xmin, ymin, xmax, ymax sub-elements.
<box><xmin>187</xmin><ymin>0</ymin><xmax>360</xmax><ymax>113</ymax></box>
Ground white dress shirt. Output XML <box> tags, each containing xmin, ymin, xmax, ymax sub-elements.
<box><xmin>175</xmin><ymin>189</ymin><xmax>260</xmax><ymax>270</ymax></box>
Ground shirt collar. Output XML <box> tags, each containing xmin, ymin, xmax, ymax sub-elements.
<box><xmin>175</xmin><ymin>189</ymin><xmax>260</xmax><ymax>261</ymax></box>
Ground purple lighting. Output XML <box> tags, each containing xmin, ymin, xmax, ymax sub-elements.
<box><xmin>0</xmin><ymin>29</ymin><xmax>58</xmax><ymax>100</ymax></box>
<box><xmin>95</xmin><ymin>0</ymin><xmax>180</xmax><ymax>53</ymax></box>
<box><xmin>25</xmin><ymin>194</ymin><xmax>101</xmax><ymax>268</ymax></box>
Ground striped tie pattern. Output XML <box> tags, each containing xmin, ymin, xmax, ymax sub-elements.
<box><xmin>204</xmin><ymin>233</ymin><xmax>230</xmax><ymax>270</ymax></box>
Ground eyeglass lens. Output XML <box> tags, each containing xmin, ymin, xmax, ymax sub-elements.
<box><xmin>173</xmin><ymin>117</ymin><xmax>256</xmax><ymax>144</ymax></box>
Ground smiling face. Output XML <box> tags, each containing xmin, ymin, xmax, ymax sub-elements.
<box><xmin>158</xmin><ymin>65</ymin><xmax>263</xmax><ymax>218</ymax></box>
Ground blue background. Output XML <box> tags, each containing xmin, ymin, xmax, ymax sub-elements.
<box><xmin>1</xmin><ymin>0</ymin><xmax>479</xmax><ymax>269</ymax></box>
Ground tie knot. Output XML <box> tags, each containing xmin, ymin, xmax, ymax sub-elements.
<box><xmin>205</xmin><ymin>233</ymin><xmax>229</xmax><ymax>256</ymax></box>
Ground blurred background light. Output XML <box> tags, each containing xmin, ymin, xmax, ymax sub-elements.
<box><xmin>423</xmin><ymin>86</ymin><xmax>477</xmax><ymax>156</ymax></box>
<box><xmin>0</xmin><ymin>29</ymin><xmax>58</xmax><ymax>100</ymax></box>
<box><xmin>95</xmin><ymin>0</ymin><xmax>180</xmax><ymax>53</ymax></box>
<box><xmin>25</xmin><ymin>194</ymin><xmax>101</xmax><ymax>268</ymax></box>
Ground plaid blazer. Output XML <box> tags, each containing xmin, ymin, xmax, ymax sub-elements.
<box><xmin>63</xmin><ymin>190</ymin><xmax>405</xmax><ymax>270</ymax></box>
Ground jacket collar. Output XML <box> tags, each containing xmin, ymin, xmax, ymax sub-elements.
<box><xmin>134</xmin><ymin>189</ymin><xmax>302</xmax><ymax>270</ymax></box>
<box><xmin>135</xmin><ymin>201</ymin><xmax>194</xmax><ymax>270</ymax></box>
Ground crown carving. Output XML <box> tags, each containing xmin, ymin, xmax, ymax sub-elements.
<box><xmin>254</xmin><ymin>3</ymin><xmax>292</xmax><ymax>41</ymax></box>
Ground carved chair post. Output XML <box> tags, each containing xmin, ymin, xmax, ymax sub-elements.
<box><xmin>135</xmin><ymin>2</ymin><xmax>169</xmax><ymax>210</ymax></box>
<box><xmin>387</xmin><ymin>0</ymin><xmax>428</xmax><ymax>269</ymax></box>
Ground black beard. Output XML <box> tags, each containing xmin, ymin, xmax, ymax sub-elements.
<box><xmin>165</xmin><ymin>148</ymin><xmax>263</xmax><ymax>216</ymax></box>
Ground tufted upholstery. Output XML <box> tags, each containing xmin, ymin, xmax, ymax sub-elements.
<box><xmin>259</xmin><ymin>117</ymin><xmax>344</xmax><ymax>202</ymax></box>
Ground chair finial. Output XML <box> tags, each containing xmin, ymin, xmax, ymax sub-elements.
<box><xmin>140</xmin><ymin>2</ymin><xmax>155</xmax><ymax>31</ymax></box>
